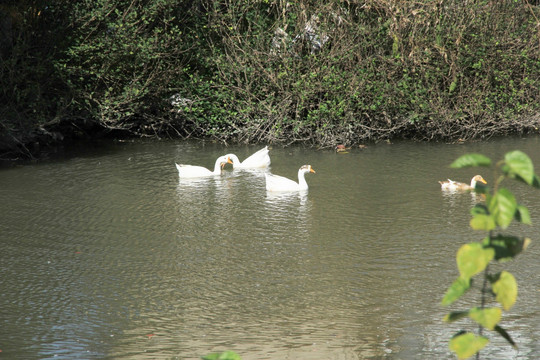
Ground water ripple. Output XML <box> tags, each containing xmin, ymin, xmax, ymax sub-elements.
<box><xmin>1</xmin><ymin>139</ymin><xmax>539</xmax><ymax>359</ymax></box>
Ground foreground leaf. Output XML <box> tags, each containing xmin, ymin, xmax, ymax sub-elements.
<box><xmin>492</xmin><ymin>271</ymin><xmax>518</xmax><ymax>310</ymax></box>
<box><xmin>202</xmin><ymin>351</ymin><xmax>242</xmax><ymax>360</ymax></box>
<box><xmin>449</xmin><ymin>332</ymin><xmax>489</xmax><ymax>359</ymax></box>
<box><xmin>494</xmin><ymin>325</ymin><xmax>517</xmax><ymax>349</ymax></box>
<box><xmin>469</xmin><ymin>307</ymin><xmax>502</xmax><ymax>330</ymax></box>
<box><xmin>487</xmin><ymin>188</ymin><xmax>517</xmax><ymax>229</ymax></box>
<box><xmin>484</xmin><ymin>235</ymin><xmax>531</xmax><ymax>261</ymax></box>
<box><xmin>503</xmin><ymin>150</ymin><xmax>535</xmax><ymax>185</ymax></box>
<box><xmin>515</xmin><ymin>205</ymin><xmax>531</xmax><ymax>225</ymax></box>
<box><xmin>457</xmin><ymin>243</ymin><xmax>494</xmax><ymax>280</ymax></box>
<box><xmin>470</xmin><ymin>204</ymin><xmax>489</xmax><ymax>216</ymax></box>
<box><xmin>473</xmin><ymin>181</ymin><xmax>490</xmax><ymax>194</ymax></box>
<box><xmin>442</xmin><ymin>277</ymin><xmax>471</xmax><ymax>306</ymax></box>
<box><xmin>443</xmin><ymin>311</ymin><xmax>469</xmax><ymax>323</ymax></box>
<box><xmin>451</xmin><ymin>153</ymin><xmax>492</xmax><ymax>168</ymax></box>
<box><xmin>470</xmin><ymin>213</ymin><xmax>496</xmax><ymax>231</ymax></box>
<box><xmin>531</xmin><ymin>174</ymin><xmax>540</xmax><ymax>189</ymax></box>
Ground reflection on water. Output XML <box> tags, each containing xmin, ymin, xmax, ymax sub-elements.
<box><xmin>265</xmin><ymin>190</ymin><xmax>309</xmax><ymax>207</ymax></box>
<box><xmin>177</xmin><ymin>176</ymin><xmax>216</xmax><ymax>188</ymax></box>
<box><xmin>1</xmin><ymin>138</ymin><xmax>539</xmax><ymax>359</ymax></box>
<box><xmin>440</xmin><ymin>188</ymin><xmax>485</xmax><ymax>207</ymax></box>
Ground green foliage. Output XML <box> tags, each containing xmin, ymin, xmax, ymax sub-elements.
<box><xmin>442</xmin><ymin>277</ymin><xmax>470</xmax><ymax>306</ymax></box>
<box><xmin>491</xmin><ymin>271</ymin><xmax>517</xmax><ymax>311</ymax></box>
<box><xmin>483</xmin><ymin>235</ymin><xmax>531</xmax><ymax>262</ymax></box>
<box><xmin>449</xmin><ymin>332</ymin><xmax>489</xmax><ymax>360</ymax></box>
<box><xmin>456</xmin><ymin>243</ymin><xmax>494</xmax><ymax>280</ymax></box>
<box><xmin>202</xmin><ymin>351</ymin><xmax>241</xmax><ymax>360</ymax></box>
<box><xmin>56</xmin><ymin>0</ymin><xmax>190</xmax><ymax>134</ymax></box>
<box><xmin>0</xmin><ymin>0</ymin><xmax>71</xmax><ymax>156</ymax></box>
<box><xmin>442</xmin><ymin>150</ymin><xmax>537</xmax><ymax>359</ymax></box>
<box><xmin>468</xmin><ymin>307</ymin><xmax>501</xmax><ymax>331</ymax></box>
<box><xmin>2</xmin><ymin>1</ymin><xmax>540</xmax><ymax>157</ymax></box>
<box><xmin>450</xmin><ymin>154</ymin><xmax>492</xmax><ymax>168</ymax></box>
<box><xmin>502</xmin><ymin>151</ymin><xmax>540</xmax><ymax>186</ymax></box>
<box><xmin>166</xmin><ymin>0</ymin><xmax>540</xmax><ymax>145</ymax></box>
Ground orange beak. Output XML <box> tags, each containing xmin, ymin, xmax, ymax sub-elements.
<box><xmin>221</xmin><ymin>157</ymin><xmax>233</xmax><ymax>169</ymax></box>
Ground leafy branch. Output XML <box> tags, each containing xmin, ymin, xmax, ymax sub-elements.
<box><xmin>441</xmin><ymin>150</ymin><xmax>538</xmax><ymax>359</ymax></box>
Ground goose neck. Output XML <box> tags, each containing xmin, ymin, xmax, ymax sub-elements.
<box><xmin>229</xmin><ymin>154</ymin><xmax>241</xmax><ymax>167</ymax></box>
<box><xmin>213</xmin><ymin>158</ymin><xmax>224</xmax><ymax>174</ymax></box>
<box><xmin>297</xmin><ymin>169</ymin><xmax>308</xmax><ymax>190</ymax></box>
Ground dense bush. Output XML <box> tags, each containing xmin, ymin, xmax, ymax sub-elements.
<box><xmin>180</xmin><ymin>0</ymin><xmax>540</xmax><ymax>145</ymax></box>
<box><xmin>1</xmin><ymin>0</ymin><xmax>540</xmax><ymax>158</ymax></box>
<box><xmin>56</xmin><ymin>0</ymin><xmax>195</xmax><ymax>136</ymax></box>
<box><xmin>0</xmin><ymin>0</ymin><xmax>69</xmax><ymax>157</ymax></box>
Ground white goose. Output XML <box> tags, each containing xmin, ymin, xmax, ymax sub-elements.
<box><xmin>226</xmin><ymin>146</ymin><xmax>271</xmax><ymax>169</ymax></box>
<box><xmin>176</xmin><ymin>155</ymin><xmax>233</xmax><ymax>178</ymax></box>
<box><xmin>265</xmin><ymin>165</ymin><xmax>316</xmax><ymax>192</ymax></box>
<box><xmin>439</xmin><ymin>175</ymin><xmax>487</xmax><ymax>191</ymax></box>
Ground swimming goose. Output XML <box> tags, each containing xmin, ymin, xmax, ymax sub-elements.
<box><xmin>439</xmin><ymin>175</ymin><xmax>487</xmax><ymax>191</ymax></box>
<box><xmin>226</xmin><ymin>146</ymin><xmax>271</xmax><ymax>169</ymax></box>
<box><xmin>265</xmin><ymin>165</ymin><xmax>316</xmax><ymax>192</ymax></box>
<box><xmin>176</xmin><ymin>155</ymin><xmax>233</xmax><ymax>178</ymax></box>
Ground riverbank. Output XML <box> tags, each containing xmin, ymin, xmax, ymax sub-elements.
<box><xmin>2</xmin><ymin>111</ymin><xmax>540</xmax><ymax>164</ymax></box>
<box><xmin>2</xmin><ymin>1</ymin><xmax>540</xmax><ymax>161</ymax></box>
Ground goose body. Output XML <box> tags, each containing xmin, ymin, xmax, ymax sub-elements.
<box><xmin>439</xmin><ymin>175</ymin><xmax>487</xmax><ymax>191</ymax></box>
<box><xmin>265</xmin><ymin>165</ymin><xmax>315</xmax><ymax>192</ymax></box>
<box><xmin>227</xmin><ymin>146</ymin><xmax>271</xmax><ymax>169</ymax></box>
<box><xmin>176</xmin><ymin>155</ymin><xmax>232</xmax><ymax>178</ymax></box>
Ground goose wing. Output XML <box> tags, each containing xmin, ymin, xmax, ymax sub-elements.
<box><xmin>241</xmin><ymin>146</ymin><xmax>271</xmax><ymax>168</ymax></box>
<box><xmin>176</xmin><ymin>163</ymin><xmax>213</xmax><ymax>178</ymax></box>
<box><xmin>265</xmin><ymin>173</ymin><xmax>299</xmax><ymax>191</ymax></box>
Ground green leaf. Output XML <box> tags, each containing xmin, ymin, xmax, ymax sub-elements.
<box><xmin>449</xmin><ymin>332</ymin><xmax>489</xmax><ymax>359</ymax></box>
<box><xmin>515</xmin><ymin>205</ymin><xmax>531</xmax><ymax>225</ymax></box>
<box><xmin>470</xmin><ymin>213</ymin><xmax>496</xmax><ymax>231</ymax></box>
<box><xmin>487</xmin><ymin>188</ymin><xmax>517</xmax><ymax>229</ymax></box>
<box><xmin>503</xmin><ymin>150</ymin><xmax>535</xmax><ymax>185</ymax></box>
<box><xmin>484</xmin><ymin>235</ymin><xmax>531</xmax><ymax>261</ymax></box>
<box><xmin>443</xmin><ymin>311</ymin><xmax>469</xmax><ymax>323</ymax></box>
<box><xmin>531</xmin><ymin>174</ymin><xmax>540</xmax><ymax>189</ymax></box>
<box><xmin>202</xmin><ymin>351</ymin><xmax>242</xmax><ymax>360</ymax></box>
<box><xmin>492</xmin><ymin>271</ymin><xmax>518</xmax><ymax>310</ymax></box>
<box><xmin>473</xmin><ymin>181</ymin><xmax>490</xmax><ymax>194</ymax></box>
<box><xmin>442</xmin><ymin>277</ymin><xmax>471</xmax><ymax>306</ymax></box>
<box><xmin>450</xmin><ymin>153</ymin><xmax>492</xmax><ymax>168</ymax></box>
<box><xmin>494</xmin><ymin>325</ymin><xmax>517</xmax><ymax>349</ymax></box>
<box><xmin>470</xmin><ymin>204</ymin><xmax>489</xmax><ymax>216</ymax></box>
<box><xmin>457</xmin><ymin>243</ymin><xmax>494</xmax><ymax>280</ymax></box>
<box><xmin>469</xmin><ymin>307</ymin><xmax>502</xmax><ymax>330</ymax></box>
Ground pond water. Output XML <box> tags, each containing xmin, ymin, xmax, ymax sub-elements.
<box><xmin>1</xmin><ymin>137</ymin><xmax>539</xmax><ymax>359</ymax></box>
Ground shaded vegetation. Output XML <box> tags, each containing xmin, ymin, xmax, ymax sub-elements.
<box><xmin>1</xmin><ymin>0</ymin><xmax>540</xmax><ymax>159</ymax></box>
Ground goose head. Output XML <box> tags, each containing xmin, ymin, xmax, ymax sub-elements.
<box><xmin>470</xmin><ymin>175</ymin><xmax>487</xmax><ymax>188</ymax></box>
<box><xmin>300</xmin><ymin>165</ymin><xmax>316</xmax><ymax>174</ymax></box>
<box><xmin>220</xmin><ymin>156</ymin><xmax>234</xmax><ymax>169</ymax></box>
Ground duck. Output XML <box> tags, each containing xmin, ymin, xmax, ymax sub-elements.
<box><xmin>439</xmin><ymin>175</ymin><xmax>487</xmax><ymax>191</ymax></box>
<box><xmin>265</xmin><ymin>165</ymin><xmax>316</xmax><ymax>192</ymax></box>
<box><xmin>226</xmin><ymin>146</ymin><xmax>271</xmax><ymax>169</ymax></box>
<box><xmin>175</xmin><ymin>155</ymin><xmax>233</xmax><ymax>178</ymax></box>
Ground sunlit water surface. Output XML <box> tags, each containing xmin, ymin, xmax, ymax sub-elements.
<box><xmin>1</xmin><ymin>138</ymin><xmax>539</xmax><ymax>359</ymax></box>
